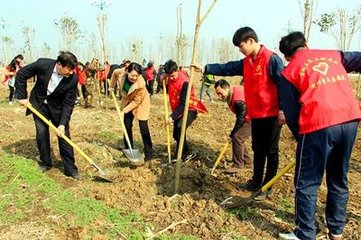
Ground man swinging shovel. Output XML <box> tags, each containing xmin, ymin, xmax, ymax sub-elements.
<box><xmin>15</xmin><ymin>51</ymin><xmax>111</xmax><ymax>181</ymax></box>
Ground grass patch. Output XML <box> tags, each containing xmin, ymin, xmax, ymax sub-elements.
<box><xmin>227</xmin><ymin>206</ymin><xmax>258</xmax><ymax>221</ymax></box>
<box><xmin>0</xmin><ymin>154</ymin><xmax>146</xmax><ymax>237</ymax></box>
<box><xmin>99</xmin><ymin>130</ymin><xmax>120</xmax><ymax>142</ymax></box>
<box><xmin>0</xmin><ymin>154</ymin><xmax>196</xmax><ymax>239</ymax></box>
<box><xmin>275</xmin><ymin>198</ymin><xmax>294</xmax><ymax>221</ymax></box>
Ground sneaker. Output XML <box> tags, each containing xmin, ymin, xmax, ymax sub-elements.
<box><xmin>236</xmin><ymin>179</ymin><xmax>261</xmax><ymax>191</ymax></box>
<box><xmin>183</xmin><ymin>152</ymin><xmax>196</xmax><ymax>163</ymax></box>
<box><xmin>253</xmin><ymin>189</ymin><xmax>272</xmax><ymax>201</ymax></box>
<box><xmin>328</xmin><ymin>232</ymin><xmax>342</xmax><ymax>240</ymax></box>
<box><xmin>8</xmin><ymin>101</ymin><xmax>13</xmax><ymax>105</ymax></box>
<box><xmin>279</xmin><ymin>232</ymin><xmax>300</xmax><ymax>240</ymax></box>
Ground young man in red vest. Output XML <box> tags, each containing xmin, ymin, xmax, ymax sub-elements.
<box><xmin>194</xmin><ymin>27</ymin><xmax>285</xmax><ymax>200</ymax></box>
<box><xmin>164</xmin><ymin>59</ymin><xmax>207</xmax><ymax>162</ymax></box>
<box><xmin>214</xmin><ymin>79</ymin><xmax>251</xmax><ymax>174</ymax></box>
<box><xmin>278</xmin><ymin>31</ymin><xmax>361</xmax><ymax>240</ymax></box>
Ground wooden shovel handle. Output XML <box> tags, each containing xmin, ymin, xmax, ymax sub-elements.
<box><xmin>109</xmin><ymin>91</ymin><xmax>133</xmax><ymax>152</ymax></box>
<box><xmin>26</xmin><ymin>103</ymin><xmax>105</xmax><ymax>174</ymax></box>
<box><xmin>211</xmin><ymin>141</ymin><xmax>230</xmax><ymax>174</ymax></box>
<box><xmin>163</xmin><ymin>79</ymin><xmax>172</xmax><ymax>163</ymax></box>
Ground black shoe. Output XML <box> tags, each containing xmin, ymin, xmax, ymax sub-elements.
<box><xmin>65</xmin><ymin>172</ymin><xmax>81</xmax><ymax>180</ymax></box>
<box><xmin>38</xmin><ymin>165</ymin><xmax>52</xmax><ymax>172</ymax></box>
<box><xmin>236</xmin><ymin>180</ymin><xmax>261</xmax><ymax>191</ymax></box>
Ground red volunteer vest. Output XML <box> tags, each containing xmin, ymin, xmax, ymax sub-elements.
<box><xmin>282</xmin><ymin>49</ymin><xmax>361</xmax><ymax>134</ymax></box>
<box><xmin>75</xmin><ymin>66</ymin><xmax>87</xmax><ymax>85</ymax></box>
<box><xmin>229</xmin><ymin>86</ymin><xmax>245</xmax><ymax>114</ymax></box>
<box><xmin>243</xmin><ymin>45</ymin><xmax>279</xmax><ymax>118</ymax></box>
<box><xmin>145</xmin><ymin>66</ymin><xmax>155</xmax><ymax>81</ymax></box>
<box><xmin>167</xmin><ymin>71</ymin><xmax>207</xmax><ymax>116</ymax></box>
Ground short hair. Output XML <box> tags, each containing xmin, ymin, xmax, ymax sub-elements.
<box><xmin>126</xmin><ymin>62</ymin><xmax>142</xmax><ymax>75</ymax></box>
<box><xmin>214</xmin><ymin>79</ymin><xmax>230</xmax><ymax>89</ymax></box>
<box><xmin>164</xmin><ymin>59</ymin><xmax>178</xmax><ymax>74</ymax></box>
<box><xmin>232</xmin><ymin>27</ymin><xmax>259</xmax><ymax>46</ymax></box>
<box><xmin>279</xmin><ymin>31</ymin><xmax>307</xmax><ymax>58</ymax></box>
<box><xmin>57</xmin><ymin>51</ymin><xmax>78</xmax><ymax>69</ymax></box>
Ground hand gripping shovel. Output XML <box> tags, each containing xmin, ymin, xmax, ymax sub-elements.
<box><xmin>109</xmin><ymin>91</ymin><xmax>144</xmax><ymax>165</ymax></box>
<box><xmin>163</xmin><ymin>79</ymin><xmax>172</xmax><ymax>164</ymax></box>
<box><xmin>224</xmin><ymin>159</ymin><xmax>296</xmax><ymax>208</ymax></box>
<box><xmin>211</xmin><ymin>140</ymin><xmax>230</xmax><ymax>175</ymax></box>
<box><xmin>26</xmin><ymin>103</ymin><xmax>112</xmax><ymax>182</ymax></box>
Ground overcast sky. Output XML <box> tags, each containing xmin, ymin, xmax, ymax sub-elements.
<box><xmin>1</xmin><ymin>0</ymin><xmax>360</xmax><ymax>64</ymax></box>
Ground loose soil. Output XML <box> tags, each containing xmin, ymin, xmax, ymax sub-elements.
<box><xmin>0</xmin><ymin>74</ymin><xmax>360</xmax><ymax>239</ymax></box>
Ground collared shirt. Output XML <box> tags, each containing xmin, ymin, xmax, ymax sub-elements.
<box><xmin>44</xmin><ymin>65</ymin><xmax>63</xmax><ymax>104</ymax></box>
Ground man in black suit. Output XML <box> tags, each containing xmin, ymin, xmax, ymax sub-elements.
<box><xmin>15</xmin><ymin>51</ymin><xmax>80</xmax><ymax>179</ymax></box>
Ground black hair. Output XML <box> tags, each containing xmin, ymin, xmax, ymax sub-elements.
<box><xmin>7</xmin><ymin>54</ymin><xmax>24</xmax><ymax>71</ymax></box>
<box><xmin>164</xmin><ymin>59</ymin><xmax>178</xmax><ymax>74</ymax></box>
<box><xmin>56</xmin><ymin>51</ymin><xmax>78</xmax><ymax>69</ymax></box>
<box><xmin>214</xmin><ymin>79</ymin><xmax>230</xmax><ymax>89</ymax></box>
<box><xmin>126</xmin><ymin>62</ymin><xmax>142</xmax><ymax>74</ymax></box>
<box><xmin>279</xmin><ymin>31</ymin><xmax>307</xmax><ymax>58</ymax></box>
<box><xmin>232</xmin><ymin>27</ymin><xmax>259</xmax><ymax>46</ymax></box>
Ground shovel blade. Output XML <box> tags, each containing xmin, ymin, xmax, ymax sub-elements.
<box><xmin>123</xmin><ymin>149</ymin><xmax>144</xmax><ymax>165</ymax></box>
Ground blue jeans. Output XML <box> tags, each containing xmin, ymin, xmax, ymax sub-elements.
<box><xmin>294</xmin><ymin>121</ymin><xmax>358</xmax><ymax>240</ymax></box>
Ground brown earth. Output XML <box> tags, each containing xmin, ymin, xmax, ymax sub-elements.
<box><xmin>0</xmin><ymin>74</ymin><xmax>360</xmax><ymax>239</ymax></box>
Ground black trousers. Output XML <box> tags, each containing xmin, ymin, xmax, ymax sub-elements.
<box><xmin>173</xmin><ymin>110</ymin><xmax>197</xmax><ymax>158</ymax></box>
<box><xmin>146</xmin><ymin>80</ymin><xmax>154</xmax><ymax>95</ymax></box>
<box><xmin>251</xmin><ymin>116</ymin><xmax>281</xmax><ymax>186</ymax></box>
<box><xmin>9</xmin><ymin>85</ymin><xmax>15</xmax><ymax>101</ymax></box>
<box><xmin>123</xmin><ymin>111</ymin><xmax>153</xmax><ymax>160</ymax></box>
<box><xmin>32</xmin><ymin>104</ymin><xmax>78</xmax><ymax>176</ymax></box>
<box><xmin>81</xmin><ymin>85</ymin><xmax>88</xmax><ymax>99</ymax></box>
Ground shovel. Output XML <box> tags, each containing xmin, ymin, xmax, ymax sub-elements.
<box><xmin>163</xmin><ymin>79</ymin><xmax>172</xmax><ymax>164</ymax></box>
<box><xmin>109</xmin><ymin>91</ymin><xmax>144</xmax><ymax>165</ymax></box>
<box><xmin>224</xmin><ymin>159</ymin><xmax>296</xmax><ymax>208</ymax></box>
<box><xmin>211</xmin><ymin>140</ymin><xmax>230</xmax><ymax>175</ymax></box>
<box><xmin>26</xmin><ymin>103</ymin><xmax>112</xmax><ymax>182</ymax></box>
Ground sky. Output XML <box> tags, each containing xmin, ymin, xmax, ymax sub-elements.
<box><xmin>1</xmin><ymin>0</ymin><xmax>361</xmax><ymax>64</ymax></box>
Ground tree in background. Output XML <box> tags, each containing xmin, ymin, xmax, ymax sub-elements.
<box><xmin>41</xmin><ymin>42</ymin><xmax>51</xmax><ymax>58</ymax></box>
<box><xmin>54</xmin><ymin>15</ymin><xmax>82</xmax><ymax>52</ymax></box>
<box><xmin>22</xmin><ymin>26</ymin><xmax>35</xmax><ymax>62</ymax></box>
<box><xmin>176</xmin><ymin>3</ymin><xmax>188</xmax><ymax>67</ymax></box>
<box><xmin>298</xmin><ymin>0</ymin><xmax>317</xmax><ymax>41</ymax></box>
<box><xmin>314</xmin><ymin>5</ymin><xmax>361</xmax><ymax>50</ymax></box>
<box><xmin>131</xmin><ymin>39</ymin><xmax>143</xmax><ymax>64</ymax></box>
<box><xmin>1</xmin><ymin>36</ymin><xmax>13</xmax><ymax>65</ymax></box>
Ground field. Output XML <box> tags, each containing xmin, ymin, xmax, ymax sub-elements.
<box><xmin>0</xmin><ymin>74</ymin><xmax>360</xmax><ymax>239</ymax></box>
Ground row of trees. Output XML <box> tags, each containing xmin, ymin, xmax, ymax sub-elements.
<box><xmin>299</xmin><ymin>0</ymin><xmax>361</xmax><ymax>51</ymax></box>
<box><xmin>1</xmin><ymin>1</ymin><xmax>361</xmax><ymax>66</ymax></box>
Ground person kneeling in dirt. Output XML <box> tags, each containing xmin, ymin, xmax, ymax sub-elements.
<box><xmin>109</xmin><ymin>62</ymin><xmax>153</xmax><ymax>161</ymax></box>
<box><xmin>214</xmin><ymin>79</ymin><xmax>251</xmax><ymax>174</ymax></box>
<box><xmin>15</xmin><ymin>51</ymin><xmax>81</xmax><ymax>180</ymax></box>
<box><xmin>164</xmin><ymin>59</ymin><xmax>207</xmax><ymax>162</ymax></box>
<box><xmin>278</xmin><ymin>31</ymin><xmax>361</xmax><ymax>240</ymax></box>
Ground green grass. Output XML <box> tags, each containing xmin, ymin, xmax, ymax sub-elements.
<box><xmin>275</xmin><ymin>198</ymin><xmax>294</xmax><ymax>221</ymax></box>
<box><xmin>99</xmin><ymin>130</ymin><xmax>120</xmax><ymax>142</ymax></box>
<box><xmin>0</xmin><ymin>154</ymin><xmax>146</xmax><ymax>237</ymax></box>
<box><xmin>0</xmin><ymin>154</ymin><xmax>197</xmax><ymax>239</ymax></box>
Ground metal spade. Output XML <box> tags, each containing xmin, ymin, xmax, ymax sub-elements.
<box><xmin>110</xmin><ymin>91</ymin><xmax>144</xmax><ymax>164</ymax></box>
